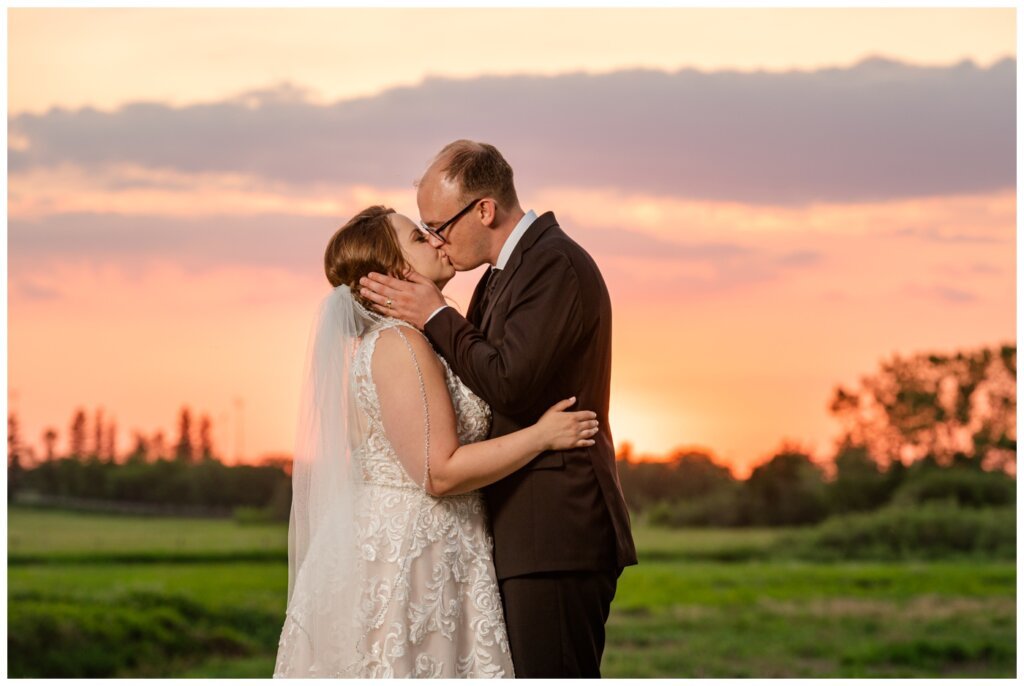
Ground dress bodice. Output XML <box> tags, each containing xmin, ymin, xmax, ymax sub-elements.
<box><xmin>351</xmin><ymin>319</ymin><xmax>491</xmax><ymax>489</ymax></box>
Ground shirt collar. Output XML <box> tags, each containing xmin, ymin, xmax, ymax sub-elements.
<box><xmin>494</xmin><ymin>209</ymin><xmax>537</xmax><ymax>270</ymax></box>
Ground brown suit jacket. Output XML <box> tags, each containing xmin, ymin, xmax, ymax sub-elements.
<box><xmin>425</xmin><ymin>211</ymin><xmax>638</xmax><ymax>579</ymax></box>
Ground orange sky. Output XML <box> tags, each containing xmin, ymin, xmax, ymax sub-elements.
<box><xmin>6</xmin><ymin>8</ymin><xmax>1017</xmax><ymax>478</ymax></box>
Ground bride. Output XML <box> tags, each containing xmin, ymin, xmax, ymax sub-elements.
<box><xmin>273</xmin><ymin>206</ymin><xmax>599</xmax><ymax>678</ymax></box>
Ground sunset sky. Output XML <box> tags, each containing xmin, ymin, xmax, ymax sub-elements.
<box><xmin>7</xmin><ymin>8</ymin><xmax>1016</xmax><ymax>477</ymax></box>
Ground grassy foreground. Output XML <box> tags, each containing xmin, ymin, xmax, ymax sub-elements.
<box><xmin>7</xmin><ymin>507</ymin><xmax>1016</xmax><ymax>677</ymax></box>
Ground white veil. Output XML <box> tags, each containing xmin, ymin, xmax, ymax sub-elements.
<box><xmin>279</xmin><ymin>283</ymin><xmax>381</xmax><ymax>676</ymax></box>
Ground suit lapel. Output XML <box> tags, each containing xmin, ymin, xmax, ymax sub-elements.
<box><xmin>479</xmin><ymin>255</ymin><xmax>519</xmax><ymax>332</ymax></box>
<box><xmin>479</xmin><ymin>212</ymin><xmax>559</xmax><ymax>332</ymax></box>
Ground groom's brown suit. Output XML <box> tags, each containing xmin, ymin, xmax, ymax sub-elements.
<box><xmin>424</xmin><ymin>211</ymin><xmax>637</xmax><ymax>677</ymax></box>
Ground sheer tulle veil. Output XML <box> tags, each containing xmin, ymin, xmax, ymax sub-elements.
<box><xmin>283</xmin><ymin>283</ymin><xmax>379</xmax><ymax>674</ymax></box>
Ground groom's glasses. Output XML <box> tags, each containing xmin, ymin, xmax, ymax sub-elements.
<box><xmin>418</xmin><ymin>198</ymin><xmax>483</xmax><ymax>245</ymax></box>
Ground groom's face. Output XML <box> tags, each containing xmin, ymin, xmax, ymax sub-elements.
<box><xmin>416</xmin><ymin>167</ymin><xmax>489</xmax><ymax>272</ymax></box>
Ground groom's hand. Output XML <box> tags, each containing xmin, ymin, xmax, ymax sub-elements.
<box><xmin>360</xmin><ymin>270</ymin><xmax>446</xmax><ymax>329</ymax></box>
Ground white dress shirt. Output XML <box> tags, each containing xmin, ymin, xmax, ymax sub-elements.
<box><xmin>426</xmin><ymin>210</ymin><xmax>537</xmax><ymax>324</ymax></box>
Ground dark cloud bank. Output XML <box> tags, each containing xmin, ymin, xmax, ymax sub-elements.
<box><xmin>8</xmin><ymin>212</ymin><xmax>776</xmax><ymax>279</ymax></box>
<box><xmin>10</xmin><ymin>57</ymin><xmax>1015</xmax><ymax>205</ymax></box>
<box><xmin>9</xmin><ymin>208</ymin><xmax>826</xmax><ymax>305</ymax></box>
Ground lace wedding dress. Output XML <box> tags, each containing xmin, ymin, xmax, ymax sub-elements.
<box><xmin>274</xmin><ymin>317</ymin><xmax>514</xmax><ymax>678</ymax></box>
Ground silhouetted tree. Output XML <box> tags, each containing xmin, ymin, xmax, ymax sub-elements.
<box><xmin>126</xmin><ymin>431</ymin><xmax>149</xmax><ymax>464</ymax></box>
<box><xmin>9</xmin><ymin>413</ymin><xmax>23</xmax><ymax>500</ymax></box>
<box><xmin>104</xmin><ymin>420</ymin><xmax>117</xmax><ymax>463</ymax></box>
<box><xmin>830</xmin><ymin>344</ymin><xmax>1016</xmax><ymax>471</ymax></box>
<box><xmin>828</xmin><ymin>440</ymin><xmax>895</xmax><ymax>514</ymax></box>
<box><xmin>69</xmin><ymin>409</ymin><xmax>87</xmax><ymax>459</ymax></box>
<box><xmin>41</xmin><ymin>427</ymin><xmax>58</xmax><ymax>462</ymax></box>
<box><xmin>174</xmin><ymin>407</ymin><xmax>194</xmax><ymax>463</ymax></box>
<box><xmin>151</xmin><ymin>431</ymin><xmax>168</xmax><ymax>462</ymax></box>
<box><xmin>742</xmin><ymin>444</ymin><xmax>829</xmax><ymax>526</ymax></box>
<box><xmin>616</xmin><ymin>444</ymin><xmax>735</xmax><ymax>512</ymax></box>
<box><xmin>669</xmin><ymin>449</ymin><xmax>735</xmax><ymax>497</ymax></box>
<box><xmin>198</xmin><ymin>414</ymin><xmax>214</xmax><ymax>461</ymax></box>
<box><xmin>93</xmin><ymin>407</ymin><xmax>104</xmax><ymax>459</ymax></box>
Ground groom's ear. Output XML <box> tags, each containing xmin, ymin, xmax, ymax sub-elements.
<box><xmin>478</xmin><ymin>199</ymin><xmax>498</xmax><ymax>228</ymax></box>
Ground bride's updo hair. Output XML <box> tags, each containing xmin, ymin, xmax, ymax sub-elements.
<box><xmin>324</xmin><ymin>205</ymin><xmax>410</xmax><ymax>306</ymax></box>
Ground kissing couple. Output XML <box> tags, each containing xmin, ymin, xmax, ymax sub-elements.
<box><xmin>274</xmin><ymin>140</ymin><xmax>637</xmax><ymax>678</ymax></box>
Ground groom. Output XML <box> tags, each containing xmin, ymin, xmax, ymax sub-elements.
<box><xmin>359</xmin><ymin>140</ymin><xmax>637</xmax><ymax>677</ymax></box>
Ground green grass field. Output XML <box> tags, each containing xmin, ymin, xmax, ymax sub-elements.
<box><xmin>8</xmin><ymin>507</ymin><xmax>286</xmax><ymax>562</ymax></box>
<box><xmin>7</xmin><ymin>506</ymin><xmax>1016</xmax><ymax>677</ymax></box>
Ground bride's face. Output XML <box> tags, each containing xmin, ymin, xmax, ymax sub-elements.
<box><xmin>390</xmin><ymin>213</ymin><xmax>456</xmax><ymax>288</ymax></box>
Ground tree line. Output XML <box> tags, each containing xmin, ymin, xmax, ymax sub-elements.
<box><xmin>10</xmin><ymin>406</ymin><xmax>218</xmax><ymax>468</ymax></box>
<box><xmin>7</xmin><ymin>406</ymin><xmax>291</xmax><ymax>520</ymax></box>
<box><xmin>617</xmin><ymin>342</ymin><xmax>1016</xmax><ymax>527</ymax></box>
<box><xmin>7</xmin><ymin>343</ymin><xmax>1016</xmax><ymax>525</ymax></box>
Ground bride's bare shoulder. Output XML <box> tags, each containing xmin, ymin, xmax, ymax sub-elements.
<box><xmin>370</xmin><ymin>325</ymin><xmax>445</xmax><ymax>381</ymax></box>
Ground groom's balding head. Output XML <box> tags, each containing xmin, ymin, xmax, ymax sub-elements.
<box><xmin>416</xmin><ymin>140</ymin><xmax>526</xmax><ymax>271</ymax></box>
<box><xmin>425</xmin><ymin>140</ymin><xmax>519</xmax><ymax>210</ymax></box>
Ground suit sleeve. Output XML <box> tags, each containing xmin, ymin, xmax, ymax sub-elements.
<box><xmin>425</xmin><ymin>250</ymin><xmax>584</xmax><ymax>417</ymax></box>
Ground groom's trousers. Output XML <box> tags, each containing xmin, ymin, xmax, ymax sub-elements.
<box><xmin>499</xmin><ymin>568</ymin><xmax>621</xmax><ymax>678</ymax></box>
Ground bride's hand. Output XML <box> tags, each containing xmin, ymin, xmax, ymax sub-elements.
<box><xmin>536</xmin><ymin>397</ymin><xmax>599</xmax><ymax>451</ymax></box>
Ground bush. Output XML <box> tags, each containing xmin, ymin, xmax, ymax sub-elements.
<box><xmin>828</xmin><ymin>444</ymin><xmax>901</xmax><ymax>515</ymax></box>
<box><xmin>618</xmin><ymin>450</ymin><xmax>735</xmax><ymax>513</ymax></box>
<box><xmin>17</xmin><ymin>458</ymin><xmax>289</xmax><ymax>511</ymax></box>
<box><xmin>647</xmin><ymin>485</ymin><xmax>745</xmax><ymax>528</ymax></box>
<box><xmin>891</xmin><ymin>467</ymin><xmax>1015</xmax><ymax>509</ymax></box>
<box><xmin>7</xmin><ymin>590</ymin><xmax>275</xmax><ymax>678</ymax></box>
<box><xmin>741</xmin><ymin>451</ymin><xmax>829</xmax><ymax>526</ymax></box>
<box><xmin>776</xmin><ymin>502</ymin><xmax>1016</xmax><ymax>561</ymax></box>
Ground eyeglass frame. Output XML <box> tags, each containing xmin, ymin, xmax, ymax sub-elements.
<box><xmin>417</xmin><ymin>198</ymin><xmax>484</xmax><ymax>244</ymax></box>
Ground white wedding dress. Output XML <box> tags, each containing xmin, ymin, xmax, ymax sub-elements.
<box><xmin>274</xmin><ymin>317</ymin><xmax>514</xmax><ymax>678</ymax></box>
